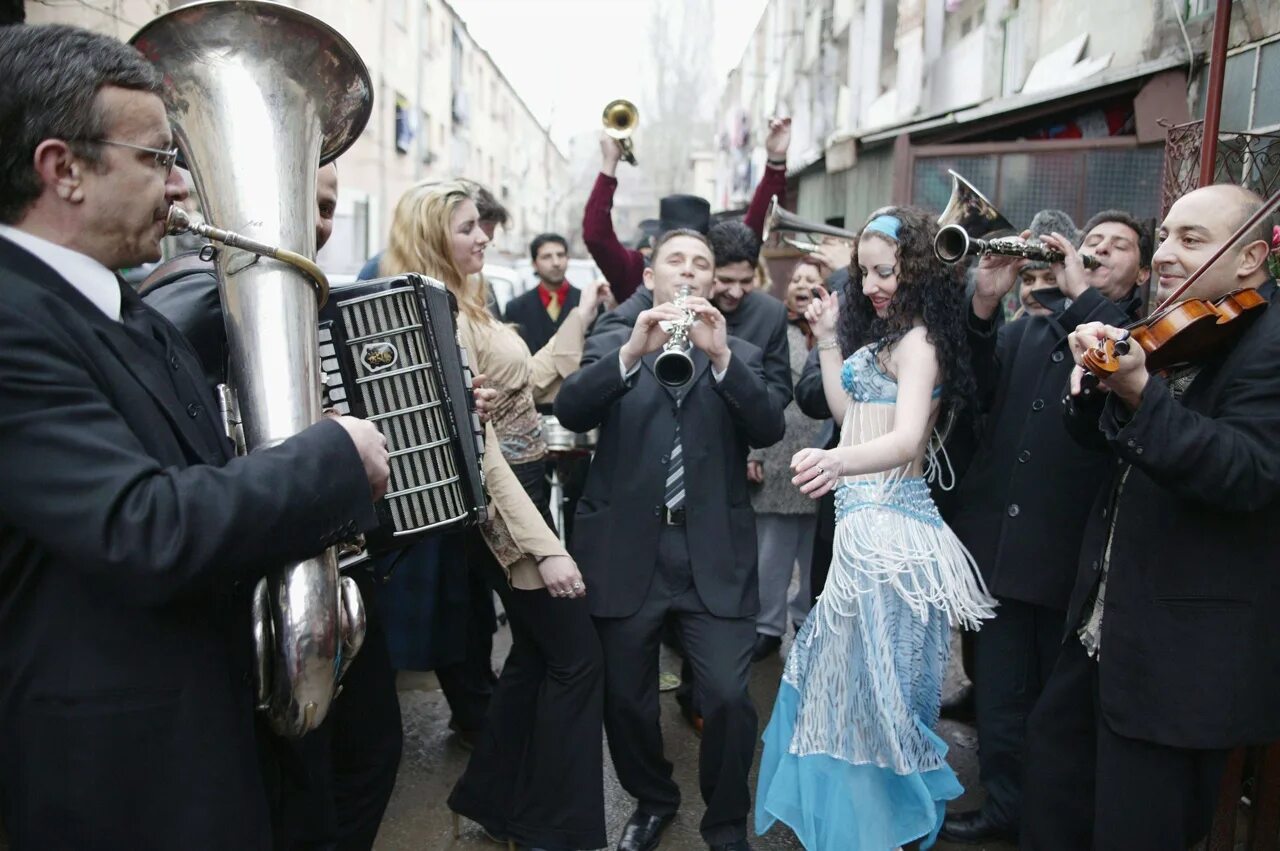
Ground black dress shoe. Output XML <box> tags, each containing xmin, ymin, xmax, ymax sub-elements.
<box><xmin>939</xmin><ymin>808</ymin><xmax>1017</xmax><ymax>844</ymax></box>
<box><xmin>750</xmin><ymin>633</ymin><xmax>781</xmax><ymax>662</ymax></box>
<box><xmin>709</xmin><ymin>841</ymin><xmax>752</xmax><ymax>850</ymax></box>
<box><xmin>616</xmin><ymin>809</ymin><xmax>675</xmax><ymax>851</ymax></box>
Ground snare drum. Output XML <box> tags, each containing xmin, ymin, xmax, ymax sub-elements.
<box><xmin>541</xmin><ymin>415</ymin><xmax>597</xmax><ymax>456</ymax></box>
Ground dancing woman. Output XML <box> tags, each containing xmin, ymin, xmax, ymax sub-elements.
<box><xmin>380</xmin><ymin>181</ymin><xmax>605</xmax><ymax>851</ymax></box>
<box><xmin>755</xmin><ymin>207</ymin><xmax>996</xmax><ymax>850</ymax></box>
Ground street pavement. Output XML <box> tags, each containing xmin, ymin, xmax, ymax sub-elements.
<box><xmin>376</xmin><ymin>620</ymin><xmax>1017</xmax><ymax>851</ymax></box>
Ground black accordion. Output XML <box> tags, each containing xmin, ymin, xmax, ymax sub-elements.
<box><xmin>319</xmin><ymin>273</ymin><xmax>487</xmax><ymax>557</ymax></box>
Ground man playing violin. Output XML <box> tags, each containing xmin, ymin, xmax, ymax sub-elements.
<box><xmin>1021</xmin><ymin>184</ymin><xmax>1280</xmax><ymax>850</ymax></box>
<box><xmin>941</xmin><ymin>208</ymin><xmax>1151</xmax><ymax>845</ymax></box>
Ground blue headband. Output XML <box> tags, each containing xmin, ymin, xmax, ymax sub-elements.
<box><xmin>864</xmin><ymin>214</ymin><xmax>902</xmax><ymax>241</ymax></box>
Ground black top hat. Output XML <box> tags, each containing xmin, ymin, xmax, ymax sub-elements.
<box><xmin>659</xmin><ymin>194</ymin><xmax>711</xmax><ymax>235</ymax></box>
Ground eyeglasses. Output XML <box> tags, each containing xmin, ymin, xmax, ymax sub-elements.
<box><xmin>77</xmin><ymin>138</ymin><xmax>180</xmax><ymax>175</ymax></box>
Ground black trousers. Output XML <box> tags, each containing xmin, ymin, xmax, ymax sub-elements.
<box><xmin>594</xmin><ymin>525</ymin><xmax>757</xmax><ymax>846</ymax></box>
<box><xmin>271</xmin><ymin>570</ymin><xmax>404</xmax><ymax>851</ymax></box>
<box><xmin>1022</xmin><ymin>635</ymin><xmax>1229</xmax><ymax>850</ymax></box>
<box><xmin>448</xmin><ymin>550</ymin><xmax>606</xmax><ymax>850</ymax></box>
<box><xmin>435</xmin><ymin>552</ymin><xmax>497</xmax><ymax>734</ymax></box>
<box><xmin>972</xmin><ymin>598</ymin><xmax>1065</xmax><ymax>828</ymax></box>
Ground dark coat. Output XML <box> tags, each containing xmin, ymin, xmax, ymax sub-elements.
<box><xmin>0</xmin><ymin>237</ymin><xmax>376</xmax><ymax>850</ymax></box>
<box><xmin>948</xmin><ymin>287</ymin><xmax>1141</xmax><ymax>610</ymax></box>
<box><xmin>503</xmin><ymin>283</ymin><xmax>581</xmax><ymax>354</ymax></box>
<box><xmin>1062</xmin><ymin>280</ymin><xmax>1280</xmax><ymax>750</ymax></box>
<box><xmin>554</xmin><ymin>330</ymin><xmax>785</xmax><ymax>619</ymax></box>
<box><xmin>593</xmin><ymin>286</ymin><xmax>793</xmax><ymax>417</ymax></box>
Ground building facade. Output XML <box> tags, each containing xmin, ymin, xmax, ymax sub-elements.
<box><xmin>715</xmin><ymin>0</ymin><xmax>1279</xmax><ymax>241</ymax></box>
<box><xmin>23</xmin><ymin>0</ymin><xmax>570</xmax><ymax>273</ymax></box>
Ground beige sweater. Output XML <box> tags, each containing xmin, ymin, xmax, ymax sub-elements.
<box><xmin>456</xmin><ymin>308</ymin><xmax>586</xmax><ymax>589</ymax></box>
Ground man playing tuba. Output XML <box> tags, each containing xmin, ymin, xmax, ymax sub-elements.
<box><xmin>0</xmin><ymin>24</ymin><xmax>388</xmax><ymax>851</ymax></box>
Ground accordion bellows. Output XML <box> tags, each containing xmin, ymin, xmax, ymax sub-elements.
<box><xmin>319</xmin><ymin>274</ymin><xmax>487</xmax><ymax>555</ymax></box>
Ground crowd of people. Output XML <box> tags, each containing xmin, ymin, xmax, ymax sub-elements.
<box><xmin>3</xmin><ymin>19</ymin><xmax>1280</xmax><ymax>851</ymax></box>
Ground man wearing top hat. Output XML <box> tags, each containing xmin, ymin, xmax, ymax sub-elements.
<box><xmin>940</xmin><ymin>209</ymin><xmax>1152</xmax><ymax>844</ymax></box>
<box><xmin>583</xmin><ymin>117</ymin><xmax>793</xmax><ymax>302</ymax></box>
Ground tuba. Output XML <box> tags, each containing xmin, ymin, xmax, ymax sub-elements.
<box><xmin>934</xmin><ymin>170</ymin><xmax>1100</xmax><ymax>269</ymax></box>
<box><xmin>602</xmin><ymin>99</ymin><xmax>639</xmax><ymax>166</ymax></box>
<box><xmin>132</xmin><ymin>0</ymin><xmax>374</xmax><ymax>738</ymax></box>
<box><xmin>762</xmin><ymin>195</ymin><xmax>857</xmax><ymax>254</ymax></box>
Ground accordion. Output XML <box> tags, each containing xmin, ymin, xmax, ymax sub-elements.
<box><xmin>319</xmin><ymin>273</ymin><xmax>488</xmax><ymax>557</ymax></box>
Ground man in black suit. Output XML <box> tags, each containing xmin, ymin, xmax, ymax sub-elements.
<box><xmin>555</xmin><ymin>229</ymin><xmax>785</xmax><ymax>851</ymax></box>
<box><xmin>142</xmin><ymin>162</ymin><xmax>403</xmax><ymax>851</ymax></box>
<box><xmin>940</xmin><ymin>210</ymin><xmax>1151</xmax><ymax>844</ymax></box>
<box><xmin>504</xmin><ymin>232</ymin><xmax>582</xmax><ymax>353</ymax></box>
<box><xmin>1021</xmin><ymin>183</ymin><xmax>1280</xmax><ymax>849</ymax></box>
<box><xmin>0</xmin><ymin>24</ymin><xmax>388</xmax><ymax>851</ymax></box>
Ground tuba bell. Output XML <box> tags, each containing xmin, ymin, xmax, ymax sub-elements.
<box><xmin>602</xmin><ymin>99</ymin><xmax>639</xmax><ymax>166</ymax></box>
<box><xmin>762</xmin><ymin>195</ymin><xmax>857</xmax><ymax>254</ymax></box>
<box><xmin>934</xmin><ymin>170</ymin><xmax>1100</xmax><ymax>269</ymax></box>
<box><xmin>132</xmin><ymin>0</ymin><xmax>374</xmax><ymax>738</ymax></box>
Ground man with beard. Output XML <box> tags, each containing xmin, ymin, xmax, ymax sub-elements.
<box><xmin>504</xmin><ymin>232</ymin><xmax>581</xmax><ymax>353</ymax></box>
<box><xmin>940</xmin><ymin>209</ymin><xmax>1151</xmax><ymax>844</ymax></box>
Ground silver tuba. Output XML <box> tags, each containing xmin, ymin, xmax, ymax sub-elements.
<box><xmin>132</xmin><ymin>0</ymin><xmax>374</xmax><ymax>738</ymax></box>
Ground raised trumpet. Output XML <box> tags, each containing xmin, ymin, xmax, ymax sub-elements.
<box><xmin>934</xmin><ymin>170</ymin><xmax>1100</xmax><ymax>270</ymax></box>
<box><xmin>602</xmin><ymin>99</ymin><xmax>638</xmax><ymax>166</ymax></box>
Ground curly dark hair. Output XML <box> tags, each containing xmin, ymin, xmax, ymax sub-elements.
<box><xmin>836</xmin><ymin>205</ymin><xmax>977</xmax><ymax>418</ymax></box>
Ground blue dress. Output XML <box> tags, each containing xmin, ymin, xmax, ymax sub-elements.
<box><xmin>755</xmin><ymin>345</ymin><xmax>996</xmax><ymax>850</ymax></box>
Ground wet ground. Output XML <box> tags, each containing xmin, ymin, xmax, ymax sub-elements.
<box><xmin>376</xmin><ymin>615</ymin><xmax>1017</xmax><ymax>851</ymax></box>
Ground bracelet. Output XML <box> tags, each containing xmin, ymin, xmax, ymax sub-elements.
<box><xmin>767</xmin><ymin>157</ymin><xmax>786</xmax><ymax>167</ymax></box>
<box><xmin>817</xmin><ymin>338</ymin><xmax>839</xmax><ymax>351</ymax></box>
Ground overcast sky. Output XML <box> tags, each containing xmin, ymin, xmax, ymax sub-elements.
<box><xmin>448</xmin><ymin>0</ymin><xmax>769</xmax><ymax>149</ymax></box>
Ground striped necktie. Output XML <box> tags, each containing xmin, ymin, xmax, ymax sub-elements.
<box><xmin>664</xmin><ymin>418</ymin><xmax>685</xmax><ymax>511</ymax></box>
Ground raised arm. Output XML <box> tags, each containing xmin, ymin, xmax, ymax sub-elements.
<box><xmin>582</xmin><ymin>135</ymin><xmax>645</xmax><ymax>301</ymax></box>
<box><xmin>743</xmin><ymin>117</ymin><xmax>792</xmax><ymax>238</ymax></box>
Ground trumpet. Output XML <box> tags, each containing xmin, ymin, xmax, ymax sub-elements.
<box><xmin>602</xmin><ymin>99</ymin><xmax>638</xmax><ymax>166</ymax></box>
<box><xmin>934</xmin><ymin>170</ymin><xmax>1100</xmax><ymax>270</ymax></box>
<box><xmin>654</xmin><ymin>284</ymin><xmax>696</xmax><ymax>387</ymax></box>
<box><xmin>762</xmin><ymin>195</ymin><xmax>856</xmax><ymax>254</ymax></box>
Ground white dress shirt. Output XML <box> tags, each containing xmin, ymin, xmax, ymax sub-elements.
<box><xmin>0</xmin><ymin>224</ymin><xmax>121</xmax><ymax>321</ymax></box>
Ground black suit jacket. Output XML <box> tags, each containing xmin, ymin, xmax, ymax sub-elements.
<box><xmin>0</xmin><ymin>237</ymin><xmax>376</xmax><ymax>850</ymax></box>
<box><xmin>1062</xmin><ymin>280</ymin><xmax>1280</xmax><ymax>749</ymax></box>
<box><xmin>503</xmin><ymin>283</ymin><xmax>581</xmax><ymax>354</ymax></box>
<box><xmin>554</xmin><ymin>330</ymin><xmax>785</xmax><ymax>619</ymax></box>
<box><xmin>593</xmin><ymin>286</ymin><xmax>794</xmax><ymax>416</ymax></box>
<box><xmin>948</xmin><ymin>288</ymin><xmax>1140</xmax><ymax>609</ymax></box>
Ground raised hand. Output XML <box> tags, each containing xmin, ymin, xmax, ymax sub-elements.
<box><xmin>599</xmin><ymin>133</ymin><xmax>623</xmax><ymax>177</ymax></box>
<box><xmin>805</xmin><ymin>287</ymin><xmax>839</xmax><ymax>340</ymax></box>
<box><xmin>765</xmin><ymin>117</ymin><xmax>792</xmax><ymax>161</ymax></box>
<box><xmin>576</xmin><ymin>280</ymin><xmax>610</xmax><ymax>325</ymax></box>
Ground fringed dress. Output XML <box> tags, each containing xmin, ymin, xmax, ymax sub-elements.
<box><xmin>755</xmin><ymin>343</ymin><xmax>996</xmax><ymax>851</ymax></box>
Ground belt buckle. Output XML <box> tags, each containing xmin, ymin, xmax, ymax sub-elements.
<box><xmin>664</xmin><ymin>506</ymin><xmax>685</xmax><ymax>526</ymax></box>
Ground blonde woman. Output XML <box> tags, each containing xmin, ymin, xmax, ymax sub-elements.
<box><xmin>380</xmin><ymin>182</ymin><xmax>605</xmax><ymax>851</ymax></box>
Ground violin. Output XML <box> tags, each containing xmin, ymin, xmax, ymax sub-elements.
<box><xmin>1081</xmin><ymin>287</ymin><xmax>1268</xmax><ymax>377</ymax></box>
<box><xmin>1080</xmin><ymin>188</ymin><xmax>1280</xmax><ymax>384</ymax></box>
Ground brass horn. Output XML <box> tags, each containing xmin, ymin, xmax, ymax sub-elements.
<box><xmin>602</xmin><ymin>99</ymin><xmax>638</xmax><ymax>166</ymax></box>
<box><xmin>762</xmin><ymin>195</ymin><xmax>857</xmax><ymax>254</ymax></box>
<box><xmin>934</xmin><ymin>170</ymin><xmax>1100</xmax><ymax>269</ymax></box>
<box><xmin>132</xmin><ymin>0</ymin><xmax>373</xmax><ymax>738</ymax></box>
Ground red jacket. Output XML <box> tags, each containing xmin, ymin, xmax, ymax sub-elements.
<box><xmin>582</xmin><ymin>164</ymin><xmax>788</xmax><ymax>301</ymax></box>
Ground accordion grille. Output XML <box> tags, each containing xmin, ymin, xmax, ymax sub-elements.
<box><xmin>338</xmin><ymin>287</ymin><xmax>468</xmax><ymax>533</ymax></box>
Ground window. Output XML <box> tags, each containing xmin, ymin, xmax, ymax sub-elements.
<box><xmin>1201</xmin><ymin>37</ymin><xmax>1280</xmax><ymax>133</ymax></box>
<box><xmin>390</xmin><ymin>0</ymin><xmax>406</xmax><ymax>30</ymax></box>
<box><xmin>420</xmin><ymin>109</ymin><xmax>433</xmax><ymax>164</ymax></box>
<box><xmin>394</xmin><ymin>94</ymin><xmax>412</xmax><ymax>154</ymax></box>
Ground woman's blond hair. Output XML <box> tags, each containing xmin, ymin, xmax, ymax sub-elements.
<box><xmin>379</xmin><ymin>180</ymin><xmax>492</xmax><ymax>326</ymax></box>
